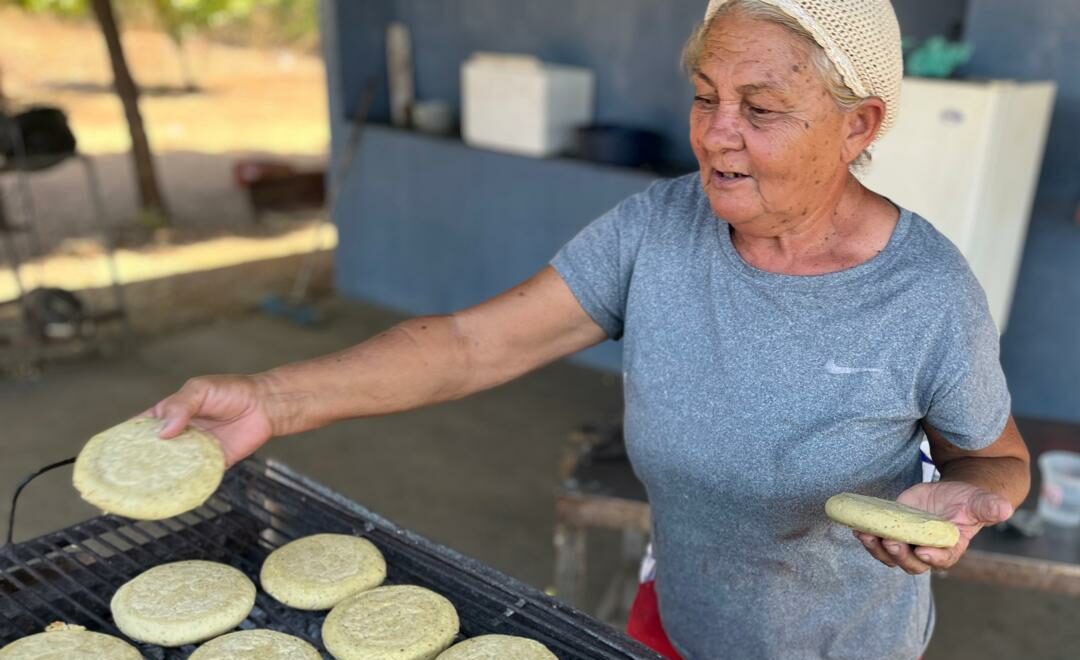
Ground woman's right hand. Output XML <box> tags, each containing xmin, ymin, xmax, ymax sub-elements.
<box><xmin>143</xmin><ymin>266</ymin><xmax>607</xmax><ymax>468</ymax></box>
<box><xmin>149</xmin><ymin>375</ymin><xmax>276</xmax><ymax>467</ymax></box>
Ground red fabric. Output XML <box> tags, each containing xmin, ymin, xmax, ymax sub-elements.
<box><xmin>626</xmin><ymin>581</ymin><xmax>683</xmax><ymax>660</ymax></box>
<box><xmin>627</xmin><ymin>580</ymin><xmax>923</xmax><ymax>660</ymax></box>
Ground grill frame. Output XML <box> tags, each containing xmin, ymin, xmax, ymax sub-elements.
<box><xmin>0</xmin><ymin>457</ymin><xmax>663</xmax><ymax>659</ymax></box>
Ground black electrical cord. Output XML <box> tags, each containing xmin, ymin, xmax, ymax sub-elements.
<box><xmin>4</xmin><ymin>456</ymin><xmax>76</xmax><ymax>547</ymax></box>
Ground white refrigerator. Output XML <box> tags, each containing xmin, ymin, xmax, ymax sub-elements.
<box><xmin>857</xmin><ymin>77</ymin><xmax>1057</xmax><ymax>332</ymax></box>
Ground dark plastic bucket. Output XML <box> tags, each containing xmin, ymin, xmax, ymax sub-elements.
<box><xmin>573</xmin><ymin>124</ymin><xmax>663</xmax><ymax>168</ymax></box>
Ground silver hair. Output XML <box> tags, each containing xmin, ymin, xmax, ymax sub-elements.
<box><xmin>682</xmin><ymin>0</ymin><xmax>873</xmax><ymax>170</ymax></box>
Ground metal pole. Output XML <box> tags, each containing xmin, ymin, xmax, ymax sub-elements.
<box><xmin>79</xmin><ymin>153</ymin><xmax>135</xmax><ymax>344</ymax></box>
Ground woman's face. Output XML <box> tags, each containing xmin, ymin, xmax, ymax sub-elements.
<box><xmin>689</xmin><ymin>14</ymin><xmax>855</xmax><ymax>234</ymax></box>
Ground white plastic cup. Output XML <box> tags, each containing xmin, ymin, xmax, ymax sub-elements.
<box><xmin>1037</xmin><ymin>451</ymin><xmax>1080</xmax><ymax>527</ymax></box>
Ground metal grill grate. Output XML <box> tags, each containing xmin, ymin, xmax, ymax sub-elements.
<box><xmin>1</xmin><ymin>458</ymin><xmax>663</xmax><ymax>659</ymax></box>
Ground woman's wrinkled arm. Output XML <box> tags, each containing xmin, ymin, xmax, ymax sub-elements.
<box><xmin>928</xmin><ymin>417</ymin><xmax>1031</xmax><ymax>509</ymax></box>
<box><xmin>258</xmin><ymin>266</ymin><xmax>607</xmax><ymax>435</ymax></box>
<box><xmin>855</xmin><ymin>418</ymin><xmax>1031</xmax><ymax>574</ymax></box>
<box><xmin>153</xmin><ymin>266</ymin><xmax>607</xmax><ymax>465</ymax></box>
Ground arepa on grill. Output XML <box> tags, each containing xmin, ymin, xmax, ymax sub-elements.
<box><xmin>322</xmin><ymin>585</ymin><xmax>459</xmax><ymax>660</ymax></box>
<box><xmin>73</xmin><ymin>417</ymin><xmax>225</xmax><ymax>520</ymax></box>
<box><xmin>261</xmin><ymin>533</ymin><xmax>387</xmax><ymax>610</ymax></box>
<box><xmin>189</xmin><ymin>629</ymin><xmax>321</xmax><ymax>660</ymax></box>
<box><xmin>0</xmin><ymin>626</ymin><xmax>142</xmax><ymax>659</ymax></box>
<box><xmin>435</xmin><ymin>634</ymin><xmax>558</xmax><ymax>660</ymax></box>
<box><xmin>110</xmin><ymin>560</ymin><xmax>255</xmax><ymax>647</ymax></box>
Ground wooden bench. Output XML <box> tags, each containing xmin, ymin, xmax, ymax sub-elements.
<box><xmin>553</xmin><ymin>417</ymin><xmax>1080</xmax><ymax>620</ymax></box>
<box><xmin>553</xmin><ymin>425</ymin><xmax>649</xmax><ymax>623</ymax></box>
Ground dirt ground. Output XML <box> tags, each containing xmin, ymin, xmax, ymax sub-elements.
<box><xmin>0</xmin><ymin>7</ymin><xmax>329</xmax><ymax>243</ymax></box>
<box><xmin>0</xmin><ymin>300</ymin><xmax>1075</xmax><ymax>660</ymax></box>
<box><xmin>0</xmin><ymin>7</ymin><xmax>328</xmax><ymax>155</ymax></box>
<box><xmin>0</xmin><ymin>9</ymin><xmax>1076</xmax><ymax>659</ymax></box>
<box><xmin>0</xmin><ymin>8</ymin><xmax>330</xmax><ymax>304</ymax></box>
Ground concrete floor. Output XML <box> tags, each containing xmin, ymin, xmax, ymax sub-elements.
<box><xmin>1</xmin><ymin>299</ymin><xmax>1075</xmax><ymax>659</ymax></box>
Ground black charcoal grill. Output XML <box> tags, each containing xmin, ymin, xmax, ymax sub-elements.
<box><xmin>1</xmin><ymin>458</ymin><xmax>663</xmax><ymax>659</ymax></box>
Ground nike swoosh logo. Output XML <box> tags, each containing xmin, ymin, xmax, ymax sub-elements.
<box><xmin>825</xmin><ymin>359</ymin><xmax>884</xmax><ymax>375</ymax></box>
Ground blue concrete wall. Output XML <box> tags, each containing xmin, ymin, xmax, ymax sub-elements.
<box><xmin>964</xmin><ymin>0</ymin><xmax>1080</xmax><ymax>422</ymax></box>
<box><xmin>327</xmin><ymin>0</ymin><xmax>969</xmax><ymax>168</ymax></box>
<box><xmin>962</xmin><ymin>0</ymin><xmax>1079</xmax><ymax>203</ymax></box>
<box><xmin>334</xmin><ymin>125</ymin><xmax>657</xmax><ymax>370</ymax></box>
<box><xmin>323</xmin><ymin>0</ymin><xmax>975</xmax><ymax>374</ymax></box>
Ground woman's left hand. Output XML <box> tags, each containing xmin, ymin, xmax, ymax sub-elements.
<box><xmin>854</xmin><ymin>481</ymin><xmax>1014</xmax><ymax>575</ymax></box>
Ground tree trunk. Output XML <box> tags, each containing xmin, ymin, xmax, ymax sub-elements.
<box><xmin>151</xmin><ymin>0</ymin><xmax>198</xmax><ymax>91</ymax></box>
<box><xmin>171</xmin><ymin>34</ymin><xmax>199</xmax><ymax>92</ymax></box>
<box><xmin>90</xmin><ymin>0</ymin><xmax>170</xmax><ymax>226</ymax></box>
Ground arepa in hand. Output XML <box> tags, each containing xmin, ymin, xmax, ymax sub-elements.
<box><xmin>826</xmin><ymin>492</ymin><xmax>960</xmax><ymax>548</ymax></box>
<box><xmin>74</xmin><ymin>417</ymin><xmax>225</xmax><ymax>520</ymax></box>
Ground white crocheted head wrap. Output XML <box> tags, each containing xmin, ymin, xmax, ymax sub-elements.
<box><xmin>704</xmin><ymin>0</ymin><xmax>903</xmax><ymax>135</ymax></box>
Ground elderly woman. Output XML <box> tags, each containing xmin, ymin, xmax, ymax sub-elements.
<box><xmin>148</xmin><ymin>0</ymin><xmax>1029</xmax><ymax>658</ymax></box>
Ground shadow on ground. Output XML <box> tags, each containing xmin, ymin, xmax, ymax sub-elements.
<box><xmin>0</xmin><ymin>150</ymin><xmax>326</xmax><ymax>264</ymax></box>
<box><xmin>0</xmin><ymin>298</ymin><xmax>1074</xmax><ymax>659</ymax></box>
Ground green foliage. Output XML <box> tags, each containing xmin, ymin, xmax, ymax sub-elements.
<box><xmin>262</xmin><ymin>0</ymin><xmax>318</xmax><ymax>46</ymax></box>
<box><xmin>9</xmin><ymin>0</ymin><xmax>90</xmax><ymax>17</ymax></box>
<box><xmin>7</xmin><ymin>0</ymin><xmax>255</xmax><ymax>26</ymax></box>
<box><xmin>151</xmin><ymin>0</ymin><xmax>257</xmax><ymax>43</ymax></box>
<box><xmin>905</xmin><ymin>36</ymin><xmax>974</xmax><ymax>79</ymax></box>
<box><xmin>4</xmin><ymin>0</ymin><xmax>319</xmax><ymax>49</ymax></box>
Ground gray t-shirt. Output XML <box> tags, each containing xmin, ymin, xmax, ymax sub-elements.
<box><xmin>551</xmin><ymin>174</ymin><xmax>1010</xmax><ymax>660</ymax></box>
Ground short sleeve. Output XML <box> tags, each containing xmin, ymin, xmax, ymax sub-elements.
<box><xmin>550</xmin><ymin>182</ymin><xmax>659</xmax><ymax>340</ymax></box>
<box><xmin>924</xmin><ymin>276</ymin><xmax>1011</xmax><ymax>450</ymax></box>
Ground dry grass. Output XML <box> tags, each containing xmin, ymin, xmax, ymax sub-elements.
<box><xmin>0</xmin><ymin>7</ymin><xmax>329</xmax><ymax>155</ymax></box>
<box><xmin>0</xmin><ymin>218</ymin><xmax>337</xmax><ymax>303</ymax></box>
<box><xmin>0</xmin><ymin>9</ymin><xmax>333</xmax><ymax>305</ymax></box>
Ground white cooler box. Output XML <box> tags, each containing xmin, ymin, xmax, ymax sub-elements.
<box><xmin>461</xmin><ymin>52</ymin><xmax>594</xmax><ymax>157</ymax></box>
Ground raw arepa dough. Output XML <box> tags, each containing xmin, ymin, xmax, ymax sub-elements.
<box><xmin>74</xmin><ymin>417</ymin><xmax>225</xmax><ymax>520</ymax></box>
<box><xmin>322</xmin><ymin>585</ymin><xmax>459</xmax><ymax>660</ymax></box>
<box><xmin>110</xmin><ymin>560</ymin><xmax>256</xmax><ymax>647</ymax></box>
<box><xmin>435</xmin><ymin>634</ymin><xmax>558</xmax><ymax>660</ymax></box>
<box><xmin>261</xmin><ymin>533</ymin><xmax>387</xmax><ymax>610</ymax></box>
<box><xmin>825</xmin><ymin>492</ymin><xmax>960</xmax><ymax>548</ymax></box>
<box><xmin>0</xmin><ymin>626</ymin><xmax>141</xmax><ymax>659</ymax></box>
<box><xmin>188</xmin><ymin>629</ymin><xmax>321</xmax><ymax>660</ymax></box>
